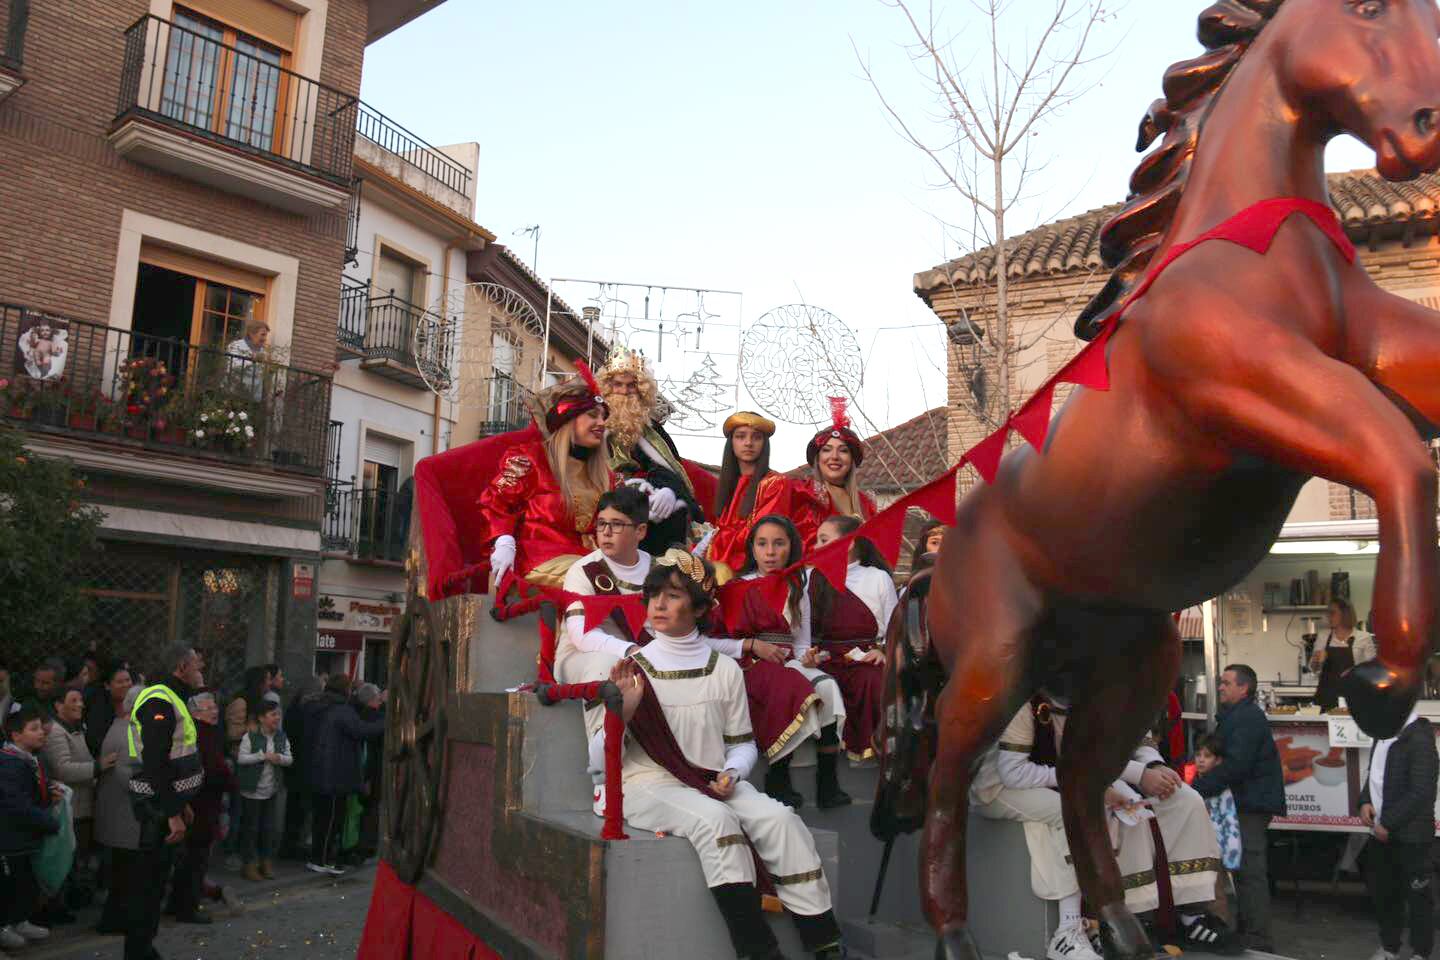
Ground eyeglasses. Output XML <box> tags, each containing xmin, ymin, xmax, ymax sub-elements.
<box><xmin>596</xmin><ymin>520</ymin><xmax>638</xmax><ymax>533</ymax></box>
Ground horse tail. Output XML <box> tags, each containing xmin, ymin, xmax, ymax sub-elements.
<box><xmin>870</xmin><ymin>569</ymin><xmax>946</xmax><ymax>841</ymax></box>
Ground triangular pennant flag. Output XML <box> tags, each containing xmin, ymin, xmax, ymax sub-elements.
<box><xmin>619</xmin><ymin>594</ymin><xmax>648</xmax><ymax>639</ymax></box>
<box><xmin>1058</xmin><ymin>328</ymin><xmax>1111</xmax><ymax>390</ymax></box>
<box><xmin>758</xmin><ymin>571</ymin><xmax>792</xmax><ymax>620</ymax></box>
<box><xmin>581</xmin><ymin>593</ymin><xmax>628</xmax><ymax>633</ymax></box>
<box><xmin>808</xmin><ymin>536</ymin><xmax>849</xmax><ymax>590</ymax></box>
<box><xmin>1012</xmin><ymin>383</ymin><xmax>1056</xmax><ymax>452</ymax></box>
<box><xmin>905</xmin><ymin>467</ymin><xmax>959</xmax><ymax>526</ymax></box>
<box><xmin>860</xmin><ymin>504</ymin><xmax>908</xmax><ymax>567</ymax></box>
<box><xmin>715</xmin><ymin>579</ymin><xmax>751</xmax><ymax>633</ymax></box>
<box><xmin>968</xmin><ymin>425</ymin><xmax>1009</xmax><ymax>483</ymax></box>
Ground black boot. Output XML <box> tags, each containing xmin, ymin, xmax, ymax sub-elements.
<box><xmin>816</xmin><ymin>750</ymin><xmax>852</xmax><ymax>809</ymax></box>
<box><xmin>765</xmin><ymin>757</ymin><xmax>804</xmax><ymax>809</ymax></box>
<box><xmin>710</xmin><ymin>883</ymin><xmax>780</xmax><ymax>959</ymax></box>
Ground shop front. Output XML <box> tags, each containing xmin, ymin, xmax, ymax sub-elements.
<box><xmin>315</xmin><ymin>591</ymin><xmax>402</xmax><ymax>685</ymax></box>
<box><xmin>1207</xmin><ymin>518</ymin><xmax>1440</xmax><ymax>842</ymax></box>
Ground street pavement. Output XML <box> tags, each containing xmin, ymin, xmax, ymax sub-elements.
<box><xmin>17</xmin><ymin>861</ymin><xmax>375</xmax><ymax>960</ymax></box>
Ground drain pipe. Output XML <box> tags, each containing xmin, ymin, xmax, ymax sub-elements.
<box><xmin>435</xmin><ymin>243</ymin><xmax>456</xmax><ymax>456</ymax></box>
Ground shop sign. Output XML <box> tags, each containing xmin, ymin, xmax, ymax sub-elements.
<box><xmin>316</xmin><ymin>629</ymin><xmax>365</xmax><ymax>652</ymax></box>
<box><xmin>1327</xmin><ymin>716</ymin><xmax>1373</xmax><ymax>749</ymax></box>
<box><xmin>315</xmin><ymin>594</ymin><xmax>404</xmax><ymax>633</ymax></box>
<box><xmin>293</xmin><ymin>563</ymin><xmax>315</xmax><ymax>601</ymax></box>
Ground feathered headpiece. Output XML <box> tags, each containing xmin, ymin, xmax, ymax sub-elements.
<box><xmin>543</xmin><ymin>361</ymin><xmax>610</xmax><ymax>433</ymax></box>
<box><xmin>806</xmin><ymin>396</ymin><xmax>864</xmax><ymax>467</ymax></box>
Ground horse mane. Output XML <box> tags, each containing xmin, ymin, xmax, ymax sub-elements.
<box><xmin>1075</xmin><ymin>0</ymin><xmax>1288</xmax><ymax>340</ymax></box>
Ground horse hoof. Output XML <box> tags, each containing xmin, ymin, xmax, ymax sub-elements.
<box><xmin>934</xmin><ymin>927</ymin><xmax>982</xmax><ymax>960</ymax></box>
<box><xmin>1342</xmin><ymin>659</ymin><xmax>1421</xmax><ymax>738</ymax></box>
<box><xmin>1097</xmin><ymin>904</ymin><xmax>1150</xmax><ymax>960</ymax></box>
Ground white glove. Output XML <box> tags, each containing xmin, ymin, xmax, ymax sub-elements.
<box><xmin>623</xmin><ymin>477</ymin><xmax>656</xmax><ymax>496</ymax></box>
<box><xmin>647</xmin><ymin>487</ymin><xmax>680</xmax><ymax>522</ymax></box>
<box><xmin>490</xmin><ymin>535</ymin><xmax>517</xmax><ymax>583</ymax></box>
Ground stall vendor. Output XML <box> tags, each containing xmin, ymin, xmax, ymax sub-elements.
<box><xmin>1309</xmin><ymin>598</ymin><xmax>1376</xmax><ymax>712</ymax></box>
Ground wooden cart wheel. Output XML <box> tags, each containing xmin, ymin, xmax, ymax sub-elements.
<box><xmin>382</xmin><ymin>591</ymin><xmax>449</xmax><ymax>884</ymax></box>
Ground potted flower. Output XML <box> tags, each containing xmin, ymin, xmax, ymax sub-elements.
<box><xmin>191</xmin><ymin>393</ymin><xmax>258</xmax><ymax>454</ymax></box>
<box><xmin>66</xmin><ymin>384</ymin><xmax>99</xmax><ymax>431</ymax></box>
<box><xmin>118</xmin><ymin>356</ymin><xmax>175</xmax><ymax>438</ymax></box>
<box><xmin>2</xmin><ymin>377</ymin><xmax>36</xmax><ymax>420</ymax></box>
<box><xmin>94</xmin><ymin>392</ymin><xmax>123</xmax><ymax>434</ymax></box>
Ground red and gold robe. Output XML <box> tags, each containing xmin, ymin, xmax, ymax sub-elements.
<box><xmin>792</xmin><ymin>479</ymin><xmax>878</xmax><ymax>551</ymax></box>
<box><xmin>708</xmin><ymin>471</ymin><xmax>797</xmax><ymax>573</ymax></box>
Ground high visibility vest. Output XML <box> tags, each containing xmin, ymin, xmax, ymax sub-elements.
<box><xmin>127</xmin><ymin>683</ymin><xmax>202</xmax><ymax>802</ymax></box>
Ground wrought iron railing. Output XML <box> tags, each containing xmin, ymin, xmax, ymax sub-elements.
<box><xmin>0</xmin><ymin>303</ymin><xmax>332</xmax><ymax>474</ymax></box>
<box><xmin>322</xmin><ymin>480</ymin><xmax>406</xmax><ymax>562</ymax></box>
<box><xmin>338</xmin><ymin>276</ymin><xmax>368</xmax><ymax>353</ymax></box>
<box><xmin>478</xmin><ymin>374</ymin><xmax>532</xmax><ymax>436</ymax></box>
<box><xmin>116</xmin><ymin>14</ymin><xmax>357</xmax><ymax>185</ymax></box>
<box><xmin>364</xmin><ymin>293</ymin><xmax>453</xmax><ymax>380</ymax></box>
<box><xmin>356</xmin><ymin>101</ymin><xmax>470</xmax><ymax>197</ymax></box>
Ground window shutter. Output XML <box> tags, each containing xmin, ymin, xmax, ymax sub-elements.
<box><xmin>364</xmin><ymin>435</ymin><xmax>407</xmax><ymax>471</ymax></box>
<box><xmin>139</xmin><ymin>242</ymin><xmax>270</xmax><ymax>295</ymax></box>
<box><xmin>177</xmin><ymin>0</ymin><xmax>298</xmax><ymax>50</ymax></box>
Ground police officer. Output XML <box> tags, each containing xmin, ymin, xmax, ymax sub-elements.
<box><xmin>125</xmin><ymin>644</ymin><xmax>205</xmax><ymax>960</ymax></box>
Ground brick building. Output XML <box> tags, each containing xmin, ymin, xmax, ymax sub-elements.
<box><xmin>915</xmin><ymin>170</ymin><xmax>1440</xmax><ymax>522</ymax></box>
<box><xmin>0</xmin><ymin>0</ymin><xmax>448</xmax><ymax>685</ymax></box>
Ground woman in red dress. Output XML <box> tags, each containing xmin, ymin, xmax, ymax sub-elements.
<box><xmin>707</xmin><ymin>412</ymin><xmax>798</xmax><ymax>573</ymax></box>
<box><xmin>807</xmin><ymin>515</ymin><xmax>897</xmax><ymax>763</ymax></box>
<box><xmin>728</xmin><ymin>515</ymin><xmax>851</xmax><ymax>809</ymax></box>
<box><xmin>793</xmin><ymin>399</ymin><xmax>876</xmax><ymax>550</ymax></box>
<box><xmin>480</xmin><ymin>365</ymin><xmax>615</xmax><ymax>589</ymax></box>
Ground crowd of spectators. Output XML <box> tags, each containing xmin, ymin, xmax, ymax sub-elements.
<box><xmin>0</xmin><ymin>651</ymin><xmax>386</xmax><ymax>953</ymax></box>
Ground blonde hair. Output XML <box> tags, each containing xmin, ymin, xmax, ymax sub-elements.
<box><xmin>547</xmin><ymin>422</ymin><xmax>611</xmax><ymax>524</ymax></box>
<box><xmin>814</xmin><ymin>463</ymin><xmax>863</xmax><ymax>517</ymax></box>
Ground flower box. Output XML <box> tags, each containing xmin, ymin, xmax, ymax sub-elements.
<box><xmin>6</xmin><ymin>405</ymin><xmax>33</xmax><ymax>420</ymax></box>
<box><xmin>156</xmin><ymin>425</ymin><xmax>188</xmax><ymax>446</ymax></box>
<box><xmin>126</xmin><ymin>425</ymin><xmax>149</xmax><ymax>441</ymax></box>
<box><xmin>67</xmin><ymin>413</ymin><xmax>97</xmax><ymax>431</ymax></box>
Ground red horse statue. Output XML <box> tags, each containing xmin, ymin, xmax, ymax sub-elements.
<box><xmin>917</xmin><ymin>2</ymin><xmax>1440</xmax><ymax>958</ymax></box>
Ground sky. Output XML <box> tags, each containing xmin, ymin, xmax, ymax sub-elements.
<box><xmin>360</xmin><ymin>1</ymin><xmax>1373</xmax><ymax>466</ymax></box>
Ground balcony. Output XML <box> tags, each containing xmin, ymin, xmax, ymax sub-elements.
<box><xmin>349</xmin><ymin>290</ymin><xmax>454</xmax><ymax>391</ymax></box>
<box><xmin>0</xmin><ymin>0</ymin><xmax>26</xmax><ymax>101</ymax></box>
<box><xmin>0</xmin><ymin>303</ymin><xmax>333</xmax><ymax>479</ymax></box>
<box><xmin>476</xmin><ymin>374</ymin><xmax>531</xmax><ymax>437</ymax></box>
<box><xmin>323</xmin><ymin>479</ymin><xmax>407</xmax><ymax>563</ymax></box>
<box><xmin>355</xmin><ymin>102</ymin><xmax>472</xmax><ymax>214</ymax></box>
<box><xmin>337</xmin><ymin>276</ymin><xmax>368</xmax><ymax>357</ymax></box>
<box><xmin>111</xmin><ymin>15</ymin><xmax>356</xmax><ymax>214</ymax></box>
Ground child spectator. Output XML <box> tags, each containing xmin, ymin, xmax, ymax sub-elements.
<box><xmin>1</xmin><ymin>703</ymin><xmax>60</xmax><ymax>950</ymax></box>
<box><xmin>1359</xmin><ymin>707</ymin><xmax>1438</xmax><ymax>960</ymax></box>
<box><xmin>236</xmin><ymin>701</ymin><xmax>291</xmax><ymax>882</ymax></box>
<box><xmin>1194</xmin><ymin>735</ymin><xmax>1242</xmax><ymax>872</ymax></box>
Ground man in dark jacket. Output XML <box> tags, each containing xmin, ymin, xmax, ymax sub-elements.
<box><xmin>1359</xmin><ymin>708</ymin><xmax>1438</xmax><ymax>960</ymax></box>
<box><xmin>127</xmin><ymin>645</ymin><xmax>206</xmax><ymax>960</ymax></box>
<box><xmin>278</xmin><ymin>677</ymin><xmax>323</xmax><ymax>861</ymax></box>
<box><xmin>300</xmin><ymin>675</ymin><xmax>384</xmax><ymax>874</ymax></box>
<box><xmin>1192</xmin><ymin>664</ymin><xmax>1285</xmax><ymax>953</ymax></box>
<box><xmin>165</xmin><ymin>690</ymin><xmax>233</xmax><ymax>924</ymax></box>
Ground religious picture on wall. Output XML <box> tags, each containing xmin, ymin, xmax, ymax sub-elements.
<box><xmin>14</xmin><ymin>313</ymin><xmax>69</xmax><ymax>381</ymax></box>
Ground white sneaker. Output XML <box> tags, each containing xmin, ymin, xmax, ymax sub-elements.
<box><xmin>325</xmin><ymin>864</ymin><xmax>348</xmax><ymax>876</ymax></box>
<box><xmin>0</xmin><ymin>927</ymin><xmax>26</xmax><ymax>950</ymax></box>
<box><xmin>592</xmin><ymin>784</ymin><xmax>606</xmax><ymax>818</ymax></box>
<box><xmin>221</xmin><ymin>886</ymin><xmax>245</xmax><ymax>911</ymax></box>
<box><xmin>305</xmin><ymin>861</ymin><xmax>330</xmax><ymax>874</ymax></box>
<box><xmin>13</xmin><ymin>922</ymin><xmax>48</xmax><ymax>942</ymax></box>
<box><xmin>1047</xmin><ymin>923</ymin><xmax>1102</xmax><ymax>960</ymax></box>
<box><xmin>1367</xmin><ymin>949</ymin><xmax>1398</xmax><ymax>960</ymax></box>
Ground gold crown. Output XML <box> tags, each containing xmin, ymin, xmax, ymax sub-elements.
<box><xmin>599</xmin><ymin>346</ymin><xmax>652</xmax><ymax>382</ymax></box>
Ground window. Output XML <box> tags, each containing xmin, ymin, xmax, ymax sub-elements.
<box><xmin>374</xmin><ymin>248</ymin><xmax>423</xmax><ymax>306</ymax></box>
<box><xmin>488</xmin><ymin>330</ymin><xmax>521</xmax><ymax>426</ymax></box>
<box><xmin>359</xmin><ymin>436</ymin><xmax>408</xmax><ymax>561</ymax></box>
<box><xmin>161</xmin><ymin>6</ymin><xmax>292</xmax><ymax>152</ymax></box>
<box><xmin>132</xmin><ymin>249</ymin><xmax>268</xmax><ymax>353</ymax></box>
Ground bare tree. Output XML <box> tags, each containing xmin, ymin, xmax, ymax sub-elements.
<box><xmin>858</xmin><ymin>0</ymin><xmax>1113</xmax><ymax>430</ymax></box>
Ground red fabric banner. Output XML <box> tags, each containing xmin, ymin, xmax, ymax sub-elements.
<box><xmin>967</xmin><ymin>426</ymin><xmax>1009</xmax><ymax>484</ymax></box>
<box><xmin>859</xmin><ymin>501</ymin><xmax>908</xmax><ymax>568</ymax></box>
<box><xmin>904</xmin><ymin>469</ymin><xmax>959</xmax><ymax>527</ymax></box>
<box><xmin>1012</xmin><ymin>383</ymin><xmax>1056</xmax><ymax>452</ymax></box>
<box><xmin>357</xmin><ymin>861</ymin><xmax>416</xmax><ymax>960</ymax></box>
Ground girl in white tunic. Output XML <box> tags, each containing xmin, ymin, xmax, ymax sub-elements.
<box><xmin>589</xmin><ymin>550</ymin><xmax>844</xmax><ymax>960</ymax></box>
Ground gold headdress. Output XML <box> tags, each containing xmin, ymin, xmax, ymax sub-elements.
<box><xmin>722</xmin><ymin>411</ymin><xmax>776</xmax><ymax>437</ymax></box>
<box><xmin>653</xmin><ymin>548</ymin><xmax>717</xmax><ymax>595</ymax></box>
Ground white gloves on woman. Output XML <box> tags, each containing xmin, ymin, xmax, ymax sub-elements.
<box><xmin>490</xmin><ymin>534</ymin><xmax>517</xmax><ymax>582</ymax></box>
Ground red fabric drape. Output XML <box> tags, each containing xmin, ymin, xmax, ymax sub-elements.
<box><xmin>357</xmin><ymin>861</ymin><xmax>416</xmax><ymax>960</ymax></box>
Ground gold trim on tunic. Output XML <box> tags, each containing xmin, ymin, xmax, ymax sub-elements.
<box><xmin>771</xmin><ymin>868</ymin><xmax>824</xmax><ymax>885</ymax></box>
<box><xmin>997</xmin><ymin>741</ymin><xmax>1032</xmax><ymax>753</ymax></box>
<box><xmin>716</xmin><ymin>834</ymin><xmax>748</xmax><ymax>848</ymax></box>
<box><xmin>633</xmin><ymin>650</ymin><xmax>719</xmax><ymax>680</ymax></box>
<box><xmin>763</xmin><ymin>692</ymin><xmax>822</xmax><ymax>760</ymax></box>
<box><xmin>723</xmin><ymin>732</ymin><xmax>755</xmax><ymax>744</ymax></box>
<box><xmin>845</xmin><ymin>746</ymin><xmax>877</xmax><ymax>763</ymax></box>
<box><xmin>1121</xmin><ymin>857</ymin><xmax>1222</xmax><ymax>891</ymax></box>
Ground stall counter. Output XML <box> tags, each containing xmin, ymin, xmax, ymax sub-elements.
<box><xmin>1264</xmin><ymin>705</ymin><xmax>1440</xmax><ymax>834</ymax></box>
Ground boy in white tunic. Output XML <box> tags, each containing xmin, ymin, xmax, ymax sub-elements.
<box><xmin>591</xmin><ymin>550</ymin><xmax>844</xmax><ymax>960</ymax></box>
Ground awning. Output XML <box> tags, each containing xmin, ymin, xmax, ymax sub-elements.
<box><xmin>99</xmin><ymin>504</ymin><xmax>320</xmax><ymax>558</ymax></box>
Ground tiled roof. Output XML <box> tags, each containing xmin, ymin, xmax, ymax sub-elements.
<box><xmin>916</xmin><ymin>169</ymin><xmax>1440</xmax><ymax>293</ymax></box>
<box><xmin>787</xmin><ymin>406</ymin><xmax>949</xmax><ymax>494</ymax></box>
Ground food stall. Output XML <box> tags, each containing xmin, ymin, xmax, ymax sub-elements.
<box><xmin>1209</xmin><ymin>518</ymin><xmax>1440</xmax><ymax>836</ymax></box>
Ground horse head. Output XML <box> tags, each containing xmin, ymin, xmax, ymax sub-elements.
<box><xmin>1279</xmin><ymin>0</ymin><xmax>1440</xmax><ymax>179</ymax></box>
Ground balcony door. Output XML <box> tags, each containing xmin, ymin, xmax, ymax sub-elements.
<box><xmin>161</xmin><ymin>4</ymin><xmax>295</xmax><ymax>153</ymax></box>
<box><xmin>131</xmin><ymin>251</ymin><xmax>268</xmax><ymax>383</ymax></box>
<box><xmin>359</xmin><ymin>435</ymin><xmax>408</xmax><ymax>562</ymax></box>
